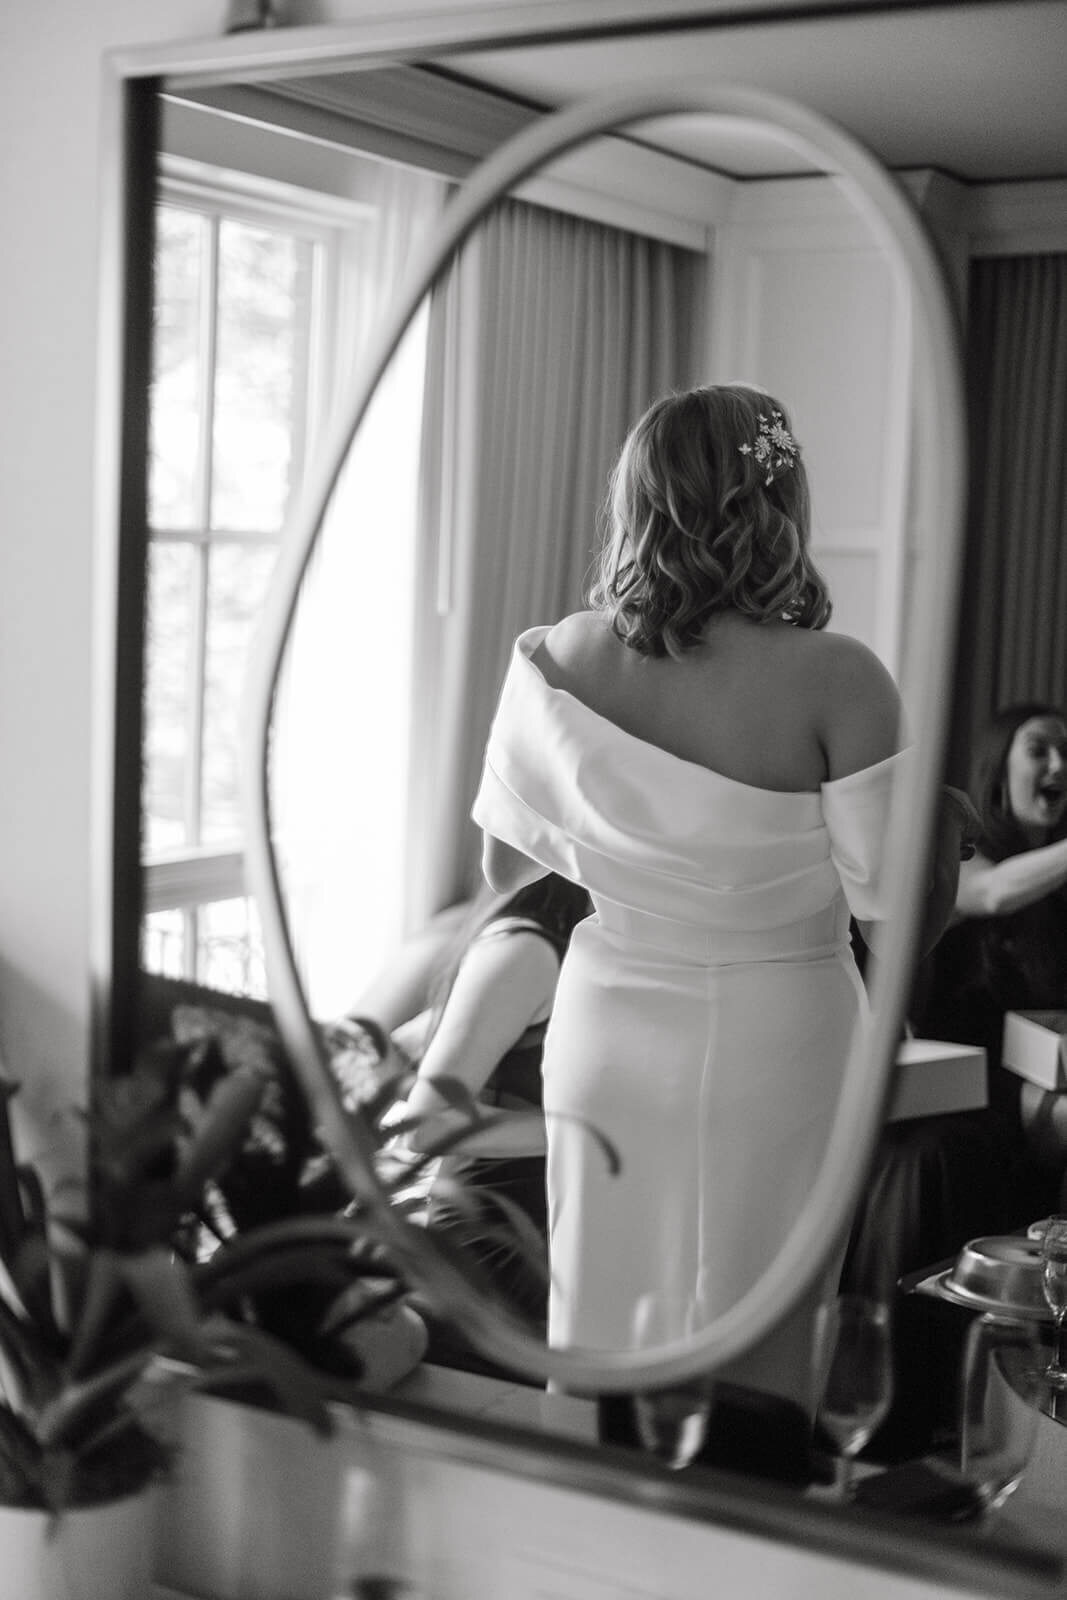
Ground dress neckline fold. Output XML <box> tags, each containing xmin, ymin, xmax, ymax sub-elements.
<box><xmin>514</xmin><ymin>626</ymin><xmax>910</xmax><ymax>803</ymax></box>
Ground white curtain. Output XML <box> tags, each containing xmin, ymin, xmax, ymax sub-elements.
<box><xmin>271</xmin><ymin>160</ymin><xmax>447</xmax><ymax>1018</ymax></box>
<box><xmin>404</xmin><ymin>197</ymin><xmax>705</xmax><ymax>927</ymax></box>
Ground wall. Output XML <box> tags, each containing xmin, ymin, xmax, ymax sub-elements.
<box><xmin>707</xmin><ymin>178</ymin><xmax>912</xmax><ymax>681</ymax></box>
<box><xmin>0</xmin><ymin>1</ymin><xmax>215</xmax><ymax>1154</ymax></box>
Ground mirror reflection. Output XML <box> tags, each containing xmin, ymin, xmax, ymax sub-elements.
<box><xmin>128</xmin><ymin>13</ymin><xmax>1067</xmax><ymax>1522</ymax></box>
<box><xmin>143</xmin><ymin>82</ymin><xmax>921</xmax><ymax>1386</ymax></box>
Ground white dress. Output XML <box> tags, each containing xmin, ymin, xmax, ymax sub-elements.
<box><xmin>472</xmin><ymin>626</ymin><xmax>908</xmax><ymax>1354</ymax></box>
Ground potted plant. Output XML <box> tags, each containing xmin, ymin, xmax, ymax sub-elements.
<box><xmin>0</xmin><ymin>1030</ymin><xmax>424</xmax><ymax>1599</ymax></box>
<box><xmin>0</xmin><ymin>1003</ymin><xmax>601</xmax><ymax>1598</ymax></box>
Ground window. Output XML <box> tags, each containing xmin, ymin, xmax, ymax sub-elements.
<box><xmin>142</xmin><ymin>178</ymin><xmax>335</xmax><ymax>998</ymax></box>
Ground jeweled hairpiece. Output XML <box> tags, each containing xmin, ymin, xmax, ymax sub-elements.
<box><xmin>739</xmin><ymin>411</ymin><xmax>798</xmax><ymax>486</ymax></box>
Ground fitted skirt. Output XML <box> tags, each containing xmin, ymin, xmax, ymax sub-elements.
<box><xmin>542</xmin><ymin>912</ymin><xmax>865</xmax><ymax>1353</ymax></box>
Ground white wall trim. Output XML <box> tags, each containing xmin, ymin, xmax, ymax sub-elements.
<box><xmin>966</xmin><ymin>177</ymin><xmax>1067</xmax><ymax>256</ymax></box>
<box><xmin>728</xmin><ymin>174</ymin><xmax>872</xmax><ymax>229</ymax></box>
<box><xmin>735</xmin><ymin>167</ymin><xmax>1067</xmax><ymax>263</ymax></box>
<box><xmin>165</xmin><ymin>72</ymin><xmax>730</xmax><ymax>250</ymax></box>
<box><xmin>160</xmin><ymin>149</ymin><xmax>373</xmax><ymax>228</ymax></box>
<box><xmin>111</xmin><ymin>4</ymin><xmax>865</xmax><ymax>85</ymax></box>
<box><xmin>144</xmin><ymin>848</ymin><xmax>247</xmax><ymax>913</ymax></box>
<box><xmin>902</xmin><ymin>168</ymin><xmax>1067</xmax><ymax>258</ymax></box>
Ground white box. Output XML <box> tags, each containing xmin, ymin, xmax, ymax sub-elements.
<box><xmin>887</xmin><ymin>1038</ymin><xmax>988</xmax><ymax>1121</ymax></box>
<box><xmin>1002</xmin><ymin>1010</ymin><xmax>1067</xmax><ymax>1089</ymax></box>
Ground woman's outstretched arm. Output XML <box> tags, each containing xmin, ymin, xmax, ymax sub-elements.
<box><xmin>399</xmin><ymin>929</ymin><xmax>558</xmax><ymax>1157</ymax></box>
<box><xmin>956</xmin><ymin>836</ymin><xmax>1067</xmax><ymax>919</ymax></box>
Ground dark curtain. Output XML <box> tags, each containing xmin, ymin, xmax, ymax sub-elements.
<box><xmin>947</xmin><ymin>254</ymin><xmax>1067</xmax><ymax>785</ymax></box>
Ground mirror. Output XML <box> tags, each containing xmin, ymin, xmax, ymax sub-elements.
<box><xmin>96</xmin><ymin>0</ymin><xmax>1067</xmax><ymax>1585</ymax></box>
<box><xmin>239</xmin><ymin>78</ymin><xmax>961</xmax><ymax>1401</ymax></box>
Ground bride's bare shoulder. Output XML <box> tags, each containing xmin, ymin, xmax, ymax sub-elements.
<box><xmin>801</xmin><ymin>626</ymin><xmax>898</xmax><ymax>696</ymax></box>
<box><xmin>539</xmin><ymin>610</ymin><xmax>613</xmax><ymax>665</ymax></box>
<box><xmin>546</xmin><ymin>608</ymin><xmax>609</xmax><ymax>644</ymax></box>
<box><xmin>800</xmin><ymin>628</ymin><xmax>904</xmax><ymax>771</ymax></box>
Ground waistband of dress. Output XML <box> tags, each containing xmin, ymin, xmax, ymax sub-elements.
<box><xmin>589</xmin><ymin>897</ymin><xmax>850</xmax><ymax>964</ymax></box>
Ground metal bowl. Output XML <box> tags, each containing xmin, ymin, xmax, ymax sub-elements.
<box><xmin>928</xmin><ymin>1235</ymin><xmax>1050</xmax><ymax>1320</ymax></box>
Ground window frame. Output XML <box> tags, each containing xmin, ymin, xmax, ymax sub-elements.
<box><xmin>142</xmin><ymin>160</ymin><xmax>349</xmax><ymax>982</ymax></box>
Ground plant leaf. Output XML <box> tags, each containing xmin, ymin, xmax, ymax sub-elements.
<box><xmin>0</xmin><ymin>1292</ymin><xmax>63</xmax><ymax>1412</ymax></box>
<box><xmin>9</xmin><ymin>1166</ymin><xmax>62</xmax><ymax>1342</ymax></box>
<box><xmin>426</xmin><ymin>1182</ymin><xmax>550</xmax><ymax>1295</ymax></box>
<box><xmin>65</xmin><ymin>1249</ymin><xmax>126</xmax><ymax>1378</ymax></box>
<box><xmin>193</xmin><ymin>1215</ymin><xmax>387</xmax><ymax>1292</ymax></box>
<box><xmin>195</xmin><ymin>1245</ymin><xmax>357</xmax><ymax>1313</ymax></box>
<box><xmin>318</xmin><ymin>1278</ymin><xmax>408</xmax><ymax>1339</ymax></box>
<box><xmin>0</xmin><ymin>1075</ymin><xmax>29</xmax><ymax>1271</ymax></box>
<box><xmin>36</xmin><ymin>1348</ymin><xmax>155</xmax><ymax>1452</ymax></box>
<box><xmin>37</xmin><ymin>1447</ymin><xmax>76</xmax><ymax>1516</ymax></box>
<box><xmin>93</xmin><ymin>1102</ymin><xmax>188</xmax><ymax>1192</ymax></box>
<box><xmin>171</xmin><ymin>1069</ymin><xmax>265</xmax><ymax>1202</ymax></box>
<box><xmin>193</xmin><ymin>1318</ymin><xmax>335</xmax><ymax>1434</ymax></box>
<box><xmin>0</xmin><ymin>1401</ymin><xmax>48</xmax><ymax>1505</ymax></box>
<box><xmin>544</xmin><ymin>1110</ymin><xmax>621</xmax><ymax>1177</ymax></box>
<box><xmin>114</xmin><ymin>1248</ymin><xmax>213</xmax><ymax>1364</ymax></box>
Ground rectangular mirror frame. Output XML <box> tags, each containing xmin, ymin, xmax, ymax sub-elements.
<box><xmin>91</xmin><ymin>12</ymin><xmax>1063</xmax><ymax>1596</ymax></box>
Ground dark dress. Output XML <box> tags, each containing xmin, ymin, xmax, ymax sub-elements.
<box><xmin>835</xmin><ymin>902</ymin><xmax>1067</xmax><ymax>1460</ymax></box>
<box><xmin>917</xmin><ymin>897</ymin><xmax>1067</xmax><ymax>1115</ymax></box>
<box><xmin>914</xmin><ymin>893</ymin><xmax>1067</xmax><ymax>1216</ymax></box>
<box><xmin>425</xmin><ymin>914</ymin><xmax>570</xmax><ymax>1329</ymax></box>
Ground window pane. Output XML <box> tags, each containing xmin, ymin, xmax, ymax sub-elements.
<box><xmin>201</xmin><ymin>542</ymin><xmax>277</xmax><ymax>844</ymax></box>
<box><xmin>195</xmin><ymin>898</ymin><xmax>267</xmax><ymax>999</ymax></box>
<box><xmin>150</xmin><ymin>205</ymin><xmax>204</xmax><ymax>530</ymax></box>
<box><xmin>142</xmin><ymin>908</ymin><xmax>187</xmax><ymax>979</ymax></box>
<box><xmin>144</xmin><ymin>542</ymin><xmax>198</xmax><ymax>852</ymax></box>
<box><xmin>211</xmin><ymin>219</ymin><xmax>311</xmax><ymax>533</ymax></box>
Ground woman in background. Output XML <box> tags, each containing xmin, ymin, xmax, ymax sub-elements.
<box><xmin>916</xmin><ymin>702</ymin><xmax>1067</xmax><ymax>1212</ymax></box>
<box><xmin>391</xmin><ymin>872</ymin><xmax>592</xmax><ymax>1326</ymax></box>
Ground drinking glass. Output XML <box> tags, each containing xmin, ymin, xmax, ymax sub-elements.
<box><xmin>959</xmin><ymin>1312</ymin><xmax>1041</xmax><ymax>1514</ymax></box>
<box><xmin>816</xmin><ymin>1295</ymin><xmax>893</xmax><ymax>1501</ymax></box>
<box><xmin>632</xmin><ymin>1385</ymin><xmax>714</xmax><ymax>1469</ymax></box>
<box><xmin>1040</xmin><ymin>1214</ymin><xmax>1067</xmax><ymax>1387</ymax></box>
<box><xmin>629</xmin><ymin>1294</ymin><xmax>713</xmax><ymax>1470</ymax></box>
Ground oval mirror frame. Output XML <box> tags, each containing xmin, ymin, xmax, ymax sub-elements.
<box><xmin>241</xmin><ymin>79</ymin><xmax>966</xmax><ymax>1393</ymax></box>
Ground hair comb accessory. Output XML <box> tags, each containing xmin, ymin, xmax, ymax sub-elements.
<box><xmin>739</xmin><ymin>411</ymin><xmax>798</xmax><ymax>485</ymax></box>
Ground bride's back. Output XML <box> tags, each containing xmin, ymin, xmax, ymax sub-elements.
<box><xmin>535</xmin><ymin>607</ymin><xmax>899</xmax><ymax>794</ymax></box>
<box><xmin>563</xmin><ymin>383</ymin><xmax>903</xmax><ymax>793</ymax></box>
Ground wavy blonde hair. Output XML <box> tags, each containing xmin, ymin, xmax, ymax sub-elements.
<box><xmin>589</xmin><ymin>384</ymin><xmax>831</xmax><ymax>658</ymax></box>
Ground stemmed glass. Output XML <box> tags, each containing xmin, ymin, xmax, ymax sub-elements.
<box><xmin>816</xmin><ymin>1295</ymin><xmax>894</xmax><ymax>1501</ymax></box>
<box><xmin>632</xmin><ymin>1384</ymin><xmax>714</xmax><ymax>1470</ymax></box>
<box><xmin>1040</xmin><ymin>1214</ymin><xmax>1067</xmax><ymax>1388</ymax></box>
<box><xmin>629</xmin><ymin>1295</ymin><xmax>713</xmax><ymax>1471</ymax></box>
<box><xmin>959</xmin><ymin>1312</ymin><xmax>1041</xmax><ymax>1515</ymax></box>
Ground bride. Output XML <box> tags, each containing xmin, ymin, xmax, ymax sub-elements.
<box><xmin>471</xmin><ymin>383</ymin><xmax>970</xmax><ymax>1413</ymax></box>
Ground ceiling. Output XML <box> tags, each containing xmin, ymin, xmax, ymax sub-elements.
<box><xmin>424</xmin><ymin>0</ymin><xmax>1067</xmax><ymax>183</ymax></box>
